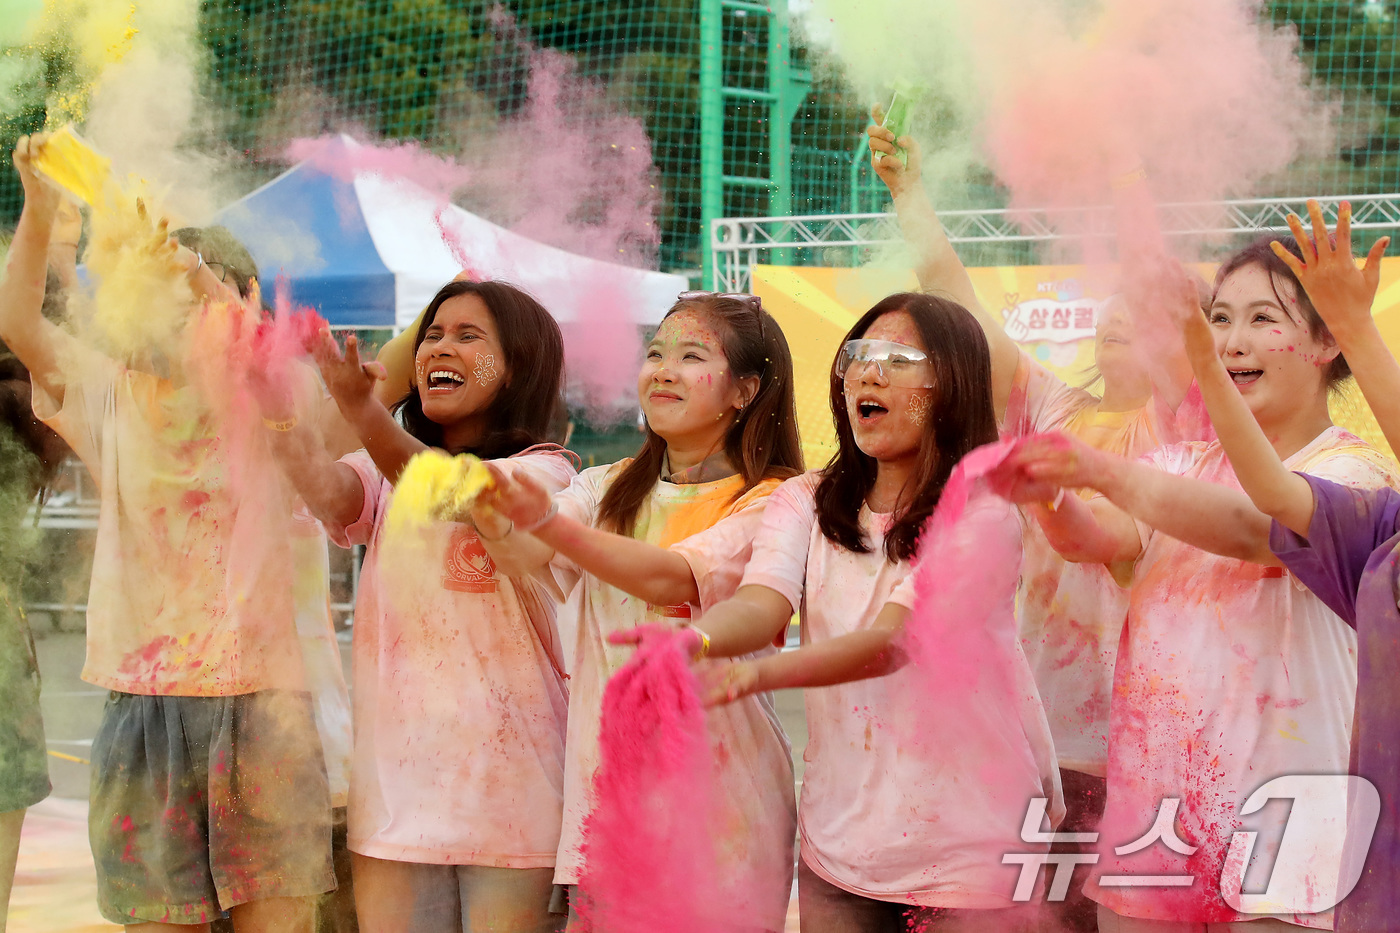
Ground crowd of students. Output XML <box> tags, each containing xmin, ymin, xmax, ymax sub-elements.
<box><xmin>0</xmin><ymin>111</ymin><xmax>1396</xmax><ymax>933</ymax></box>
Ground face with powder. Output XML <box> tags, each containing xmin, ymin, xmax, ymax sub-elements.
<box><xmin>414</xmin><ymin>293</ymin><xmax>508</xmax><ymax>429</ymax></box>
<box><xmin>638</xmin><ymin>309</ymin><xmax>757</xmax><ymax>452</ymax></box>
<box><xmin>842</xmin><ymin>311</ymin><xmax>934</xmax><ymax>463</ymax></box>
<box><xmin>1208</xmin><ymin>262</ymin><xmax>1340</xmax><ymax>434</ymax></box>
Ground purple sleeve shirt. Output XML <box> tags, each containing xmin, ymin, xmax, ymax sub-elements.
<box><xmin>1270</xmin><ymin>473</ymin><xmax>1400</xmax><ymax>932</ymax></box>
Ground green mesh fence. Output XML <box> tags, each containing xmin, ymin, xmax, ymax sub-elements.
<box><xmin>2</xmin><ymin>2</ymin><xmax>1400</xmax><ymax>272</ymax></box>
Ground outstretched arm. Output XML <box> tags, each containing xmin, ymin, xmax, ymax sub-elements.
<box><xmin>698</xmin><ymin>602</ymin><xmax>905</xmax><ymax>705</ymax></box>
<box><xmin>473</xmin><ymin>464</ymin><xmax>701</xmax><ymax>606</ymax></box>
<box><xmin>867</xmin><ymin>113</ymin><xmax>1020</xmax><ymax>418</ymax></box>
<box><xmin>1011</xmin><ymin>433</ymin><xmax>1280</xmax><ymax>565</ymax></box>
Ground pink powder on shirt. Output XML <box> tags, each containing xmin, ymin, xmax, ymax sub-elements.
<box><xmin>577</xmin><ymin>626</ymin><xmax>718</xmax><ymax>933</ymax></box>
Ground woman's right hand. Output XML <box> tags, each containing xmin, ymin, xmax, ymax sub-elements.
<box><xmin>12</xmin><ymin>134</ymin><xmax>62</xmax><ymax>223</ymax></box>
<box><xmin>867</xmin><ymin>105</ymin><xmax>922</xmax><ymax>198</ymax></box>
<box><xmin>696</xmin><ymin>658</ymin><xmax>759</xmax><ymax>707</ymax></box>
<box><xmin>312</xmin><ymin>330</ymin><xmax>386</xmax><ymax>415</ymax></box>
<box><xmin>476</xmin><ymin>462</ymin><xmax>555</xmax><ymax>529</ymax></box>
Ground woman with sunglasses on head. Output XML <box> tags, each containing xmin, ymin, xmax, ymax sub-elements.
<box><xmin>654</xmin><ymin>292</ymin><xmax>1058</xmax><ymax>933</ymax></box>
<box><xmin>474</xmin><ymin>292</ymin><xmax>804</xmax><ymax>932</ymax></box>
<box><xmin>868</xmin><ymin>119</ymin><xmax>1202</xmax><ymax>932</ymax></box>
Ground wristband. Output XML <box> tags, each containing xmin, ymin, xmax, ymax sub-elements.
<box><xmin>687</xmin><ymin>624</ymin><xmax>712</xmax><ymax>659</ymax></box>
<box><xmin>519</xmin><ymin>500</ymin><xmax>559</xmax><ymax>533</ymax></box>
<box><xmin>477</xmin><ymin>518</ymin><xmax>513</xmax><ymax>542</ymax></box>
<box><xmin>262</xmin><ymin>415</ymin><xmax>297</xmax><ymax>432</ymax></box>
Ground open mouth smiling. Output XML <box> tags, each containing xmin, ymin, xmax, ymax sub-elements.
<box><xmin>426</xmin><ymin>369</ymin><xmax>466</xmax><ymax>391</ymax></box>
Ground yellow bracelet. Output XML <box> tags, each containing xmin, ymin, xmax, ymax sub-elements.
<box><xmin>262</xmin><ymin>415</ymin><xmax>297</xmax><ymax>432</ymax></box>
<box><xmin>688</xmin><ymin>624</ymin><xmax>712</xmax><ymax>659</ymax></box>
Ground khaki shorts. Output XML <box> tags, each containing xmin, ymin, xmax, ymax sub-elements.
<box><xmin>89</xmin><ymin>689</ymin><xmax>334</xmax><ymax>924</ymax></box>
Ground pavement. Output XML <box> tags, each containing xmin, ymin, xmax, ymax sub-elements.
<box><xmin>13</xmin><ymin>624</ymin><xmax>810</xmax><ymax>932</ymax></box>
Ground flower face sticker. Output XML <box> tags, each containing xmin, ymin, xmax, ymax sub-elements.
<box><xmin>907</xmin><ymin>392</ymin><xmax>933</xmax><ymax>426</ymax></box>
<box><xmin>473</xmin><ymin>353</ymin><xmax>498</xmax><ymax>387</ymax></box>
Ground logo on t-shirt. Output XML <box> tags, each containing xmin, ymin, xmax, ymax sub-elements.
<box><xmin>443</xmin><ymin>527</ymin><xmax>498</xmax><ymax>593</ymax></box>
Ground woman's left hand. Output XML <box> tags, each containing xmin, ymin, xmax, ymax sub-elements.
<box><xmin>1274</xmin><ymin>199</ymin><xmax>1390</xmax><ymax>341</ymax></box>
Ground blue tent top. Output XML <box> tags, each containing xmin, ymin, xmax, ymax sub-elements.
<box><xmin>214</xmin><ymin>163</ymin><xmax>397</xmax><ymax>327</ymax></box>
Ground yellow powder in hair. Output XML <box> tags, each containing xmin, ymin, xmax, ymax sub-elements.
<box><xmin>32</xmin><ymin>125</ymin><xmax>111</xmax><ymax>205</ymax></box>
<box><xmin>387</xmin><ymin>450</ymin><xmax>494</xmax><ymax>540</ymax></box>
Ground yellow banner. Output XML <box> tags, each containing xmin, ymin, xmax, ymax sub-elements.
<box><xmin>753</xmin><ymin>261</ymin><xmax>1400</xmax><ymax>468</ymax></box>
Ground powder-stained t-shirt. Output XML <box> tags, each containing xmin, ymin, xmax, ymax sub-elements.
<box><xmin>550</xmin><ymin>462</ymin><xmax>796</xmax><ymax>933</ymax></box>
<box><xmin>1269</xmin><ymin>475</ymin><xmax>1400</xmax><ymax>933</ymax></box>
<box><xmin>742</xmin><ymin>471</ymin><xmax>1060</xmax><ymax>908</ymax></box>
<box><xmin>1089</xmin><ymin>427</ymin><xmax>1399</xmax><ymax>925</ymax></box>
<box><xmin>35</xmin><ymin>344</ymin><xmax>306</xmax><ymax>696</ymax></box>
<box><xmin>1004</xmin><ymin>352</ymin><xmax>1186</xmax><ymax>775</ymax></box>
<box><xmin>327</xmin><ymin>447</ymin><xmax>575</xmax><ymax>867</ymax></box>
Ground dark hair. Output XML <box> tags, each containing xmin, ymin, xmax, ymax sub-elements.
<box><xmin>393</xmin><ymin>279</ymin><xmax>564</xmax><ymax>459</ymax></box>
<box><xmin>0</xmin><ymin>351</ymin><xmax>66</xmax><ymax>497</ymax></box>
<box><xmin>596</xmin><ymin>294</ymin><xmax>804</xmax><ymax>535</ymax></box>
<box><xmin>1214</xmin><ymin>234</ymin><xmax>1351</xmax><ymax>390</ymax></box>
<box><xmin>815</xmin><ymin>292</ymin><xmax>998</xmax><ymax>563</ymax></box>
<box><xmin>172</xmin><ymin>226</ymin><xmax>259</xmax><ymax>299</ymax></box>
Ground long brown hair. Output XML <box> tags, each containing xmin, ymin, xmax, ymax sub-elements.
<box><xmin>815</xmin><ymin>292</ymin><xmax>998</xmax><ymax>562</ymax></box>
<box><xmin>596</xmin><ymin>294</ymin><xmax>804</xmax><ymax>536</ymax></box>
<box><xmin>394</xmin><ymin>280</ymin><xmax>565</xmax><ymax>459</ymax></box>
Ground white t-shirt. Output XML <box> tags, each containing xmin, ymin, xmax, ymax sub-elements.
<box><xmin>742</xmin><ymin>471</ymin><xmax>1060</xmax><ymax>908</ymax></box>
<box><xmin>1089</xmin><ymin>427</ymin><xmax>1400</xmax><ymax>925</ymax></box>
<box><xmin>1004</xmin><ymin>353</ymin><xmax>1182</xmax><ymax>775</ymax></box>
<box><xmin>328</xmin><ymin>447</ymin><xmax>575</xmax><ymax>866</ymax></box>
<box><xmin>35</xmin><ymin>343</ymin><xmax>306</xmax><ymax>696</ymax></box>
<box><xmin>550</xmin><ymin>463</ymin><xmax>796</xmax><ymax>933</ymax></box>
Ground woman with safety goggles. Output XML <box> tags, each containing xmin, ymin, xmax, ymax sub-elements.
<box><xmin>677</xmin><ymin>291</ymin><xmax>1056</xmax><ymax>933</ymax></box>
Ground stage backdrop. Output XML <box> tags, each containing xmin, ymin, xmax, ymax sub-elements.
<box><xmin>752</xmin><ymin>261</ymin><xmax>1400</xmax><ymax>469</ymax></box>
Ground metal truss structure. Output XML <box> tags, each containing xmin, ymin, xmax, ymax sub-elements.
<box><xmin>711</xmin><ymin>193</ymin><xmax>1400</xmax><ymax>292</ymax></box>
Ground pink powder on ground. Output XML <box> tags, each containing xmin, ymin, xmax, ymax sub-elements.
<box><xmin>577</xmin><ymin>626</ymin><xmax>718</xmax><ymax>933</ymax></box>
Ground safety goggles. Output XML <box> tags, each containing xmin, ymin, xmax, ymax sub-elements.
<box><xmin>677</xmin><ymin>290</ymin><xmax>766</xmax><ymax>338</ymax></box>
<box><xmin>835</xmin><ymin>339</ymin><xmax>935</xmax><ymax>389</ymax></box>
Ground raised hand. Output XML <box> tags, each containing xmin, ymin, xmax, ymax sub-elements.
<box><xmin>1273</xmin><ymin>199</ymin><xmax>1390</xmax><ymax>341</ymax></box>
<box><xmin>12</xmin><ymin>134</ymin><xmax>62</xmax><ymax>223</ymax></box>
<box><xmin>866</xmin><ymin>104</ymin><xmax>922</xmax><ymax>198</ymax></box>
<box><xmin>311</xmin><ymin>330</ymin><xmax>386</xmax><ymax>414</ymax></box>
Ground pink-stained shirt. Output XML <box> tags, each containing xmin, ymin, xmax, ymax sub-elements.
<box><xmin>328</xmin><ymin>447</ymin><xmax>575</xmax><ymax>866</ymax></box>
<box><xmin>1004</xmin><ymin>352</ymin><xmax>1185</xmax><ymax>775</ymax></box>
<box><xmin>1089</xmin><ymin>427</ymin><xmax>1400</xmax><ymax>925</ymax></box>
<box><xmin>550</xmin><ymin>463</ymin><xmax>796</xmax><ymax>933</ymax></box>
<box><xmin>35</xmin><ymin>345</ymin><xmax>306</xmax><ymax>696</ymax></box>
<box><xmin>742</xmin><ymin>472</ymin><xmax>1060</xmax><ymax>908</ymax></box>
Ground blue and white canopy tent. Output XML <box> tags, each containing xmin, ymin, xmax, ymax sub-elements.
<box><xmin>214</xmin><ymin>141</ymin><xmax>686</xmax><ymax>330</ymax></box>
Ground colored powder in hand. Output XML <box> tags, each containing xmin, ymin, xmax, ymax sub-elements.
<box><xmin>577</xmin><ymin>627</ymin><xmax>718</xmax><ymax>933</ymax></box>
<box><xmin>896</xmin><ymin>439</ymin><xmax>1054</xmax><ymax>798</ymax></box>
<box><xmin>32</xmin><ymin>124</ymin><xmax>111</xmax><ymax>205</ymax></box>
<box><xmin>386</xmin><ymin>449</ymin><xmax>494</xmax><ymax>541</ymax></box>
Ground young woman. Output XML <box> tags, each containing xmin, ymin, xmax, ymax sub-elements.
<box><xmin>650</xmin><ymin>292</ymin><xmax>1058</xmax><ymax>933</ymax></box>
<box><xmin>1171</xmin><ymin>201</ymin><xmax>1399</xmax><ymax>933</ymax></box>
<box><xmin>472</xmin><ymin>293</ymin><xmax>803</xmax><ymax>932</ymax></box>
<box><xmin>996</xmin><ymin>231</ymin><xmax>1400</xmax><ymax>931</ymax></box>
<box><xmin>255</xmin><ymin>279</ymin><xmax>576</xmax><ymax>933</ymax></box>
<box><xmin>868</xmin><ymin>121</ymin><xmax>1199</xmax><ymax>931</ymax></box>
